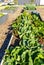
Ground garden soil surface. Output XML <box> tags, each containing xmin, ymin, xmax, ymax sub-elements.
<box><xmin>36</xmin><ymin>7</ymin><xmax>44</xmax><ymax>21</ymax></box>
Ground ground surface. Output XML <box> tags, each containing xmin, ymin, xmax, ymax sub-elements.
<box><xmin>36</xmin><ymin>6</ymin><xmax>44</xmax><ymax>21</ymax></box>
<box><xmin>0</xmin><ymin>7</ymin><xmax>23</xmax><ymax>48</ymax></box>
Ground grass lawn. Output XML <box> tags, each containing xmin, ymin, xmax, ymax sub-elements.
<box><xmin>36</xmin><ymin>6</ymin><xmax>44</xmax><ymax>8</ymax></box>
<box><xmin>0</xmin><ymin>13</ymin><xmax>5</xmax><ymax>17</ymax></box>
<box><xmin>0</xmin><ymin>6</ymin><xmax>6</xmax><ymax>10</ymax></box>
<box><xmin>0</xmin><ymin>5</ymin><xmax>17</xmax><ymax>11</ymax></box>
<box><xmin>0</xmin><ymin>5</ymin><xmax>11</xmax><ymax>10</ymax></box>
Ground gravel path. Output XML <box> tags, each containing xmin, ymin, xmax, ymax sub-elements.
<box><xmin>0</xmin><ymin>7</ymin><xmax>23</xmax><ymax>48</ymax></box>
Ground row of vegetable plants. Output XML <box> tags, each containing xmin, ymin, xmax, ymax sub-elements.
<box><xmin>0</xmin><ymin>5</ymin><xmax>17</xmax><ymax>13</ymax></box>
<box><xmin>4</xmin><ymin>5</ymin><xmax>16</xmax><ymax>11</ymax></box>
<box><xmin>3</xmin><ymin>11</ymin><xmax>44</xmax><ymax>65</ymax></box>
<box><xmin>24</xmin><ymin>4</ymin><xmax>36</xmax><ymax>10</ymax></box>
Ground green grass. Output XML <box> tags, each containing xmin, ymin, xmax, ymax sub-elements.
<box><xmin>5</xmin><ymin>5</ymin><xmax>15</xmax><ymax>10</ymax></box>
<box><xmin>24</xmin><ymin>4</ymin><xmax>36</xmax><ymax>10</ymax></box>
<box><xmin>0</xmin><ymin>5</ymin><xmax>7</xmax><ymax>10</ymax></box>
<box><xmin>0</xmin><ymin>13</ymin><xmax>4</xmax><ymax>17</ymax></box>
<box><xmin>36</xmin><ymin>6</ymin><xmax>44</xmax><ymax>8</ymax></box>
<box><xmin>0</xmin><ymin>5</ymin><xmax>15</xmax><ymax>11</ymax></box>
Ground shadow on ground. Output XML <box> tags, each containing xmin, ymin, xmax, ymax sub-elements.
<box><xmin>0</xmin><ymin>25</ymin><xmax>12</xmax><ymax>63</ymax></box>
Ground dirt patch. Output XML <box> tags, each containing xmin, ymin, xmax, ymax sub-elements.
<box><xmin>36</xmin><ymin>7</ymin><xmax>44</xmax><ymax>21</ymax></box>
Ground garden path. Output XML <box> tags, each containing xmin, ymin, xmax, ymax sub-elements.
<box><xmin>37</xmin><ymin>7</ymin><xmax>44</xmax><ymax>21</ymax></box>
<box><xmin>0</xmin><ymin>7</ymin><xmax>23</xmax><ymax>48</ymax></box>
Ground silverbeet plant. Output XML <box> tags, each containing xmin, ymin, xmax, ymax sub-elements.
<box><xmin>3</xmin><ymin>11</ymin><xmax>44</xmax><ymax>65</ymax></box>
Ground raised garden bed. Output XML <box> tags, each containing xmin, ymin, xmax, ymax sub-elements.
<box><xmin>1</xmin><ymin>10</ymin><xmax>44</xmax><ymax>65</ymax></box>
<box><xmin>1</xmin><ymin>5</ymin><xmax>18</xmax><ymax>13</ymax></box>
<box><xmin>24</xmin><ymin>4</ymin><xmax>37</xmax><ymax>14</ymax></box>
<box><xmin>0</xmin><ymin>13</ymin><xmax>8</xmax><ymax>24</ymax></box>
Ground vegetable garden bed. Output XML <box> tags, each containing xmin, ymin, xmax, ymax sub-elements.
<box><xmin>1</xmin><ymin>10</ymin><xmax>44</xmax><ymax>65</ymax></box>
<box><xmin>1</xmin><ymin>6</ymin><xmax>18</xmax><ymax>14</ymax></box>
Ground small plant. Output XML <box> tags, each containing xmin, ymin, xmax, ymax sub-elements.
<box><xmin>24</xmin><ymin>4</ymin><xmax>36</xmax><ymax>10</ymax></box>
<box><xmin>5</xmin><ymin>5</ymin><xmax>15</xmax><ymax>10</ymax></box>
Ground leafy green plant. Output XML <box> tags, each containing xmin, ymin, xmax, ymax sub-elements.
<box><xmin>24</xmin><ymin>4</ymin><xmax>36</xmax><ymax>10</ymax></box>
<box><xmin>34</xmin><ymin>50</ymin><xmax>44</xmax><ymax>65</ymax></box>
<box><xmin>12</xmin><ymin>11</ymin><xmax>44</xmax><ymax>46</ymax></box>
<box><xmin>3</xmin><ymin>11</ymin><xmax>44</xmax><ymax>65</ymax></box>
<box><xmin>5</xmin><ymin>5</ymin><xmax>15</xmax><ymax>10</ymax></box>
<box><xmin>3</xmin><ymin>46</ymin><xmax>33</xmax><ymax>65</ymax></box>
<box><xmin>3</xmin><ymin>46</ymin><xmax>44</xmax><ymax>65</ymax></box>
